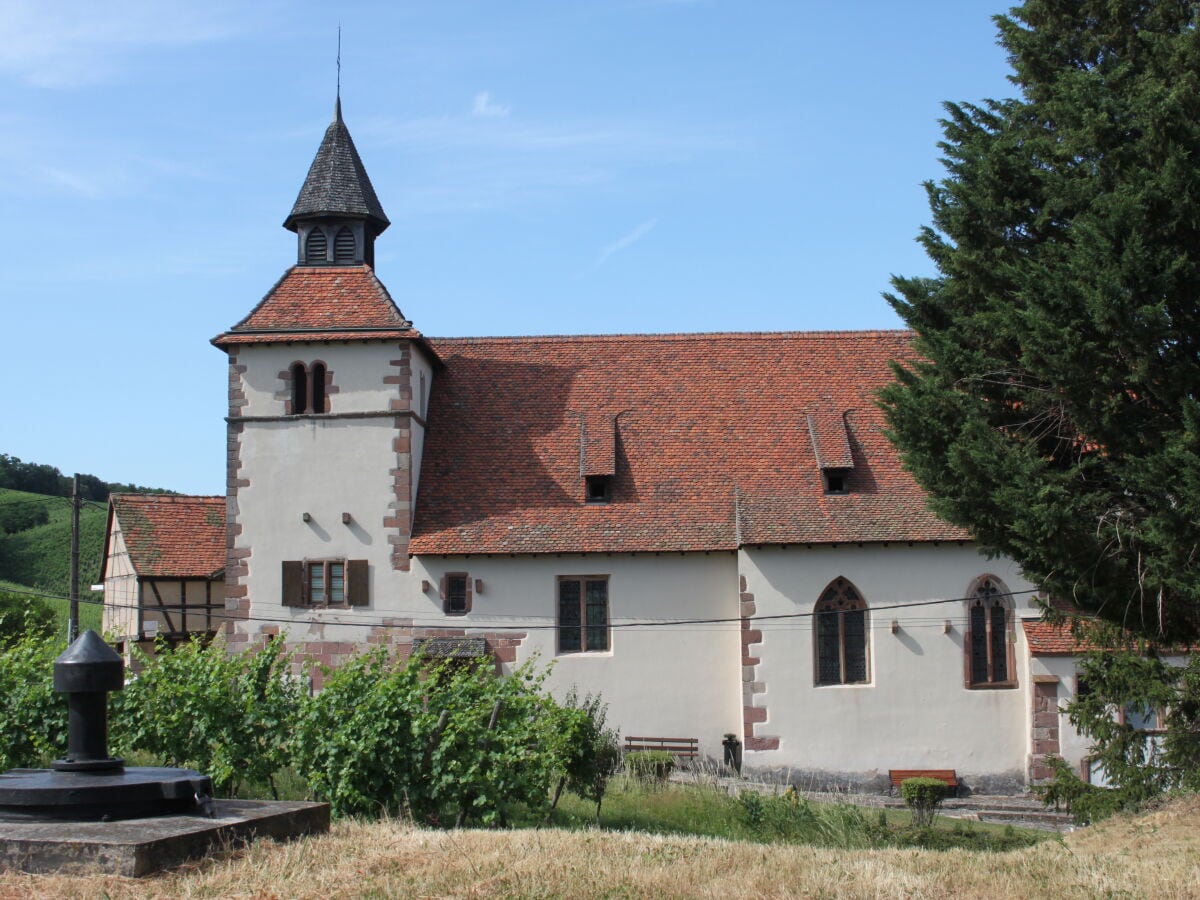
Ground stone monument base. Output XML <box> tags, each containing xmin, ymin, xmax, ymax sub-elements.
<box><xmin>0</xmin><ymin>799</ymin><xmax>330</xmax><ymax>877</ymax></box>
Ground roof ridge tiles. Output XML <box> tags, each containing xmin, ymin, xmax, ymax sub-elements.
<box><xmin>428</xmin><ymin>329</ymin><xmax>914</xmax><ymax>344</ymax></box>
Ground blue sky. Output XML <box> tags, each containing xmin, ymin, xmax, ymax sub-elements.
<box><xmin>2</xmin><ymin>0</ymin><xmax>1016</xmax><ymax>495</ymax></box>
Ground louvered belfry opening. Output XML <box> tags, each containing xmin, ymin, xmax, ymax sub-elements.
<box><xmin>334</xmin><ymin>226</ymin><xmax>357</xmax><ymax>263</ymax></box>
<box><xmin>305</xmin><ymin>227</ymin><xmax>328</xmax><ymax>264</ymax></box>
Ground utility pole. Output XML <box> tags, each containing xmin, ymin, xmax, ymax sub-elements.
<box><xmin>69</xmin><ymin>473</ymin><xmax>81</xmax><ymax>643</ymax></box>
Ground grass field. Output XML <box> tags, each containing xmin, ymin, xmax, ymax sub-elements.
<box><xmin>1</xmin><ymin>793</ymin><xmax>1195</xmax><ymax>898</ymax></box>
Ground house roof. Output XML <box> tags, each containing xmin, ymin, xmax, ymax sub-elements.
<box><xmin>109</xmin><ymin>494</ymin><xmax>226</xmax><ymax>579</ymax></box>
<box><xmin>212</xmin><ymin>266</ymin><xmax>421</xmax><ymax>348</ymax></box>
<box><xmin>284</xmin><ymin>98</ymin><xmax>389</xmax><ymax>233</ymax></box>
<box><xmin>409</xmin><ymin>330</ymin><xmax>969</xmax><ymax>555</ymax></box>
<box><xmin>1022</xmin><ymin>619</ymin><xmax>1096</xmax><ymax>656</ymax></box>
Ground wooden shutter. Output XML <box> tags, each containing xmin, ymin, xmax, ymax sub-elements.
<box><xmin>347</xmin><ymin>559</ymin><xmax>369</xmax><ymax>606</ymax></box>
<box><xmin>281</xmin><ymin>561</ymin><xmax>304</xmax><ymax>607</ymax></box>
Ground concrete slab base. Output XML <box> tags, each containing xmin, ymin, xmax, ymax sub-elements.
<box><xmin>0</xmin><ymin>799</ymin><xmax>330</xmax><ymax>877</ymax></box>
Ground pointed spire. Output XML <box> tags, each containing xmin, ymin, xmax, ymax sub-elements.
<box><xmin>284</xmin><ymin>98</ymin><xmax>389</xmax><ymax>235</ymax></box>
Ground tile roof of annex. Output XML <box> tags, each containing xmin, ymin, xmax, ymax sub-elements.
<box><xmin>409</xmin><ymin>330</ymin><xmax>970</xmax><ymax>556</ymax></box>
<box><xmin>109</xmin><ymin>494</ymin><xmax>226</xmax><ymax>580</ymax></box>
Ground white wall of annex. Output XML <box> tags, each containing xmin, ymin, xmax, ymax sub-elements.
<box><xmin>740</xmin><ymin>543</ymin><xmax>1038</xmax><ymax>786</ymax></box>
<box><xmin>411</xmin><ymin>553</ymin><xmax>744</xmax><ymax>757</ymax></box>
<box><xmin>236</xmin><ymin>342</ymin><xmax>412</xmax><ymax>416</ymax></box>
<box><xmin>102</xmin><ymin>519</ymin><xmax>138</xmax><ymax>640</ymax></box>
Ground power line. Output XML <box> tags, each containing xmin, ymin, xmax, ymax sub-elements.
<box><xmin>4</xmin><ymin>582</ymin><xmax>1047</xmax><ymax>635</ymax></box>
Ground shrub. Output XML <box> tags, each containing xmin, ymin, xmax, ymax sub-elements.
<box><xmin>900</xmin><ymin>777</ymin><xmax>950</xmax><ymax>828</ymax></box>
<box><xmin>547</xmin><ymin>690</ymin><xmax>622</xmax><ymax>822</ymax></box>
<box><xmin>0</xmin><ymin>591</ymin><xmax>56</xmax><ymax>648</ymax></box>
<box><xmin>0</xmin><ymin>630</ymin><xmax>65</xmax><ymax>769</ymax></box>
<box><xmin>1036</xmin><ymin>756</ymin><xmax>1126</xmax><ymax>825</ymax></box>
<box><xmin>292</xmin><ymin>651</ymin><xmax>564</xmax><ymax>825</ymax></box>
<box><xmin>625</xmin><ymin>749</ymin><xmax>675</xmax><ymax>782</ymax></box>
<box><xmin>111</xmin><ymin>637</ymin><xmax>305</xmax><ymax>797</ymax></box>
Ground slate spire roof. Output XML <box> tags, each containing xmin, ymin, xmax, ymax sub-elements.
<box><xmin>284</xmin><ymin>98</ymin><xmax>389</xmax><ymax>234</ymax></box>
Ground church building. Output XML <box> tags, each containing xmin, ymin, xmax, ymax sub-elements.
<box><xmin>109</xmin><ymin>99</ymin><xmax>1107</xmax><ymax>793</ymax></box>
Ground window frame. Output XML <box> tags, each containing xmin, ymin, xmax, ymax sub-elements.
<box><xmin>557</xmin><ymin>575</ymin><xmax>610</xmax><ymax>654</ymax></box>
<box><xmin>813</xmin><ymin>577</ymin><xmax>870</xmax><ymax>686</ymax></box>
<box><xmin>964</xmin><ymin>576</ymin><xmax>1017</xmax><ymax>689</ymax></box>
<box><xmin>281</xmin><ymin>559</ymin><xmax>368</xmax><ymax>607</ymax></box>
<box><xmin>286</xmin><ymin>361</ymin><xmax>331</xmax><ymax>415</ymax></box>
<box><xmin>441</xmin><ymin>572</ymin><xmax>473</xmax><ymax>615</ymax></box>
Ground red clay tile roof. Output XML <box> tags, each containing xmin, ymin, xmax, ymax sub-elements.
<box><xmin>110</xmin><ymin>494</ymin><xmax>226</xmax><ymax>579</ymax></box>
<box><xmin>1023</xmin><ymin>618</ymin><xmax>1096</xmax><ymax>656</ymax></box>
<box><xmin>807</xmin><ymin>407</ymin><xmax>854</xmax><ymax>470</ymax></box>
<box><xmin>212</xmin><ymin>266</ymin><xmax>419</xmax><ymax>348</ymax></box>
<box><xmin>409</xmin><ymin>331</ymin><xmax>969</xmax><ymax>555</ymax></box>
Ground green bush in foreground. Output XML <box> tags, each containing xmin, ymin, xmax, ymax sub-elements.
<box><xmin>0</xmin><ymin>631</ymin><xmax>65</xmax><ymax>769</ymax></box>
<box><xmin>625</xmin><ymin>749</ymin><xmax>675</xmax><ymax>782</ymax></box>
<box><xmin>901</xmin><ymin>777</ymin><xmax>951</xmax><ymax>827</ymax></box>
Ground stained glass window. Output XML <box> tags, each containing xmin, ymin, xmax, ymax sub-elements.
<box><xmin>967</xmin><ymin>577</ymin><xmax>1014</xmax><ymax>687</ymax></box>
<box><xmin>814</xmin><ymin>577</ymin><xmax>869</xmax><ymax>685</ymax></box>
<box><xmin>558</xmin><ymin>577</ymin><xmax>608</xmax><ymax>653</ymax></box>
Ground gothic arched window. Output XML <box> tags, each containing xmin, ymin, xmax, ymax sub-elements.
<box><xmin>814</xmin><ymin>577</ymin><xmax>869</xmax><ymax>686</ymax></box>
<box><xmin>966</xmin><ymin>576</ymin><xmax>1016</xmax><ymax>688</ymax></box>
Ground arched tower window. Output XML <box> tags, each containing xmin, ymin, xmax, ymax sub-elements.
<box><xmin>311</xmin><ymin>362</ymin><xmax>327</xmax><ymax>413</ymax></box>
<box><xmin>291</xmin><ymin>363</ymin><xmax>309</xmax><ymax>413</ymax></box>
<box><xmin>966</xmin><ymin>576</ymin><xmax>1015</xmax><ymax>688</ymax></box>
<box><xmin>814</xmin><ymin>577</ymin><xmax>869</xmax><ymax>686</ymax></box>
<box><xmin>305</xmin><ymin>227</ymin><xmax>328</xmax><ymax>264</ymax></box>
<box><xmin>333</xmin><ymin>226</ymin><xmax>356</xmax><ymax>264</ymax></box>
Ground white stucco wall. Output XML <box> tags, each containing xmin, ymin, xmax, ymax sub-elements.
<box><xmin>408</xmin><ymin>345</ymin><xmax>434</xmax><ymax>508</ymax></box>
<box><xmin>102</xmin><ymin>520</ymin><xmax>138</xmax><ymax>641</ymax></box>
<box><xmin>236</xmin><ymin>342</ymin><xmax>414</xmax><ymax>416</ymax></box>
<box><xmin>740</xmin><ymin>543</ymin><xmax>1039</xmax><ymax>790</ymax></box>
<box><xmin>236</xmin><ymin>416</ymin><xmax>401</xmax><ymax>611</ymax></box>
<box><xmin>410</xmin><ymin>553</ymin><xmax>744</xmax><ymax>756</ymax></box>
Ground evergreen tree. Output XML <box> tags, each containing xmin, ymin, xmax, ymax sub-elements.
<box><xmin>883</xmin><ymin>0</ymin><xmax>1200</xmax><ymax>641</ymax></box>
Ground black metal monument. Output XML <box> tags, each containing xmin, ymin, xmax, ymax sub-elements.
<box><xmin>0</xmin><ymin>630</ymin><xmax>214</xmax><ymax>822</ymax></box>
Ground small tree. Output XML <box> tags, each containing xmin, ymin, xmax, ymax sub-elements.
<box><xmin>1039</xmin><ymin>643</ymin><xmax>1200</xmax><ymax>821</ymax></box>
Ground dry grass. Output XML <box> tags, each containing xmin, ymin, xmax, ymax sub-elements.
<box><xmin>1</xmin><ymin>795</ymin><xmax>1198</xmax><ymax>899</ymax></box>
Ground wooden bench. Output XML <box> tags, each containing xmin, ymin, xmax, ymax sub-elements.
<box><xmin>624</xmin><ymin>736</ymin><xmax>699</xmax><ymax>765</ymax></box>
<box><xmin>888</xmin><ymin>769</ymin><xmax>960</xmax><ymax>796</ymax></box>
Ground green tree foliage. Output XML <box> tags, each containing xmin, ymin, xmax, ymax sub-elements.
<box><xmin>0</xmin><ymin>631</ymin><xmax>65</xmax><ymax>769</ymax></box>
<box><xmin>111</xmin><ymin>637</ymin><xmax>306</xmax><ymax>797</ymax></box>
<box><xmin>0</xmin><ymin>590</ymin><xmax>56</xmax><ymax>648</ymax></box>
<box><xmin>882</xmin><ymin>0</ymin><xmax>1200</xmax><ymax>641</ymax></box>
<box><xmin>1039</xmin><ymin>644</ymin><xmax>1200</xmax><ymax>822</ymax></box>
<box><xmin>0</xmin><ymin>501</ymin><xmax>50</xmax><ymax>535</ymax></box>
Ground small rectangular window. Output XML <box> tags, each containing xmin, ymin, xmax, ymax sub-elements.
<box><xmin>823</xmin><ymin>470</ymin><xmax>849</xmax><ymax>494</ymax></box>
<box><xmin>445</xmin><ymin>573</ymin><xmax>470</xmax><ymax>615</ymax></box>
<box><xmin>558</xmin><ymin>576</ymin><xmax>609</xmax><ymax>653</ymax></box>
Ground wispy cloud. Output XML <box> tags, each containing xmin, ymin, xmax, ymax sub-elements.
<box><xmin>361</xmin><ymin>109</ymin><xmax>737</xmax><ymax>215</ymax></box>
<box><xmin>596</xmin><ymin>219</ymin><xmax>658</xmax><ymax>267</ymax></box>
<box><xmin>0</xmin><ymin>0</ymin><xmax>247</xmax><ymax>88</ymax></box>
<box><xmin>471</xmin><ymin>92</ymin><xmax>510</xmax><ymax>118</ymax></box>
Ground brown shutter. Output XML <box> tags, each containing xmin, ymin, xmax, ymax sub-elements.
<box><xmin>347</xmin><ymin>559</ymin><xmax>369</xmax><ymax>606</ymax></box>
<box><xmin>282</xmin><ymin>561</ymin><xmax>304</xmax><ymax>607</ymax></box>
